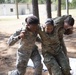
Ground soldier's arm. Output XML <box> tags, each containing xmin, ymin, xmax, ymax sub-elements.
<box><xmin>38</xmin><ymin>26</ymin><xmax>47</xmax><ymax>42</ymax></box>
<box><xmin>58</xmin><ymin>28</ymin><xmax>68</xmax><ymax>56</ymax></box>
<box><xmin>38</xmin><ymin>26</ymin><xmax>51</xmax><ymax>45</ymax></box>
<box><xmin>59</xmin><ymin>37</ymin><xmax>67</xmax><ymax>56</ymax></box>
<box><xmin>7</xmin><ymin>29</ymin><xmax>22</xmax><ymax>46</ymax></box>
<box><xmin>36</xmin><ymin>26</ymin><xmax>44</xmax><ymax>43</ymax></box>
<box><xmin>53</xmin><ymin>15</ymin><xmax>72</xmax><ymax>27</ymax></box>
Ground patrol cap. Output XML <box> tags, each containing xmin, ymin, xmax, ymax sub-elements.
<box><xmin>25</xmin><ymin>15</ymin><xmax>39</xmax><ymax>25</ymax></box>
<box><xmin>45</xmin><ymin>18</ymin><xmax>54</xmax><ymax>26</ymax></box>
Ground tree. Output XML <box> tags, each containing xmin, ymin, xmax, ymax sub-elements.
<box><xmin>46</xmin><ymin>0</ymin><xmax>52</xmax><ymax>18</ymax></box>
<box><xmin>71</xmin><ymin>0</ymin><xmax>76</xmax><ymax>8</ymax></box>
<box><xmin>57</xmin><ymin>0</ymin><xmax>61</xmax><ymax>16</ymax></box>
<box><xmin>66</xmin><ymin>0</ymin><xmax>69</xmax><ymax>15</ymax></box>
<box><xmin>15</xmin><ymin>0</ymin><xmax>19</xmax><ymax>19</ymax></box>
<box><xmin>32</xmin><ymin>0</ymin><xmax>40</xmax><ymax>22</ymax></box>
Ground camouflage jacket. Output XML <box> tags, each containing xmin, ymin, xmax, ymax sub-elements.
<box><xmin>38</xmin><ymin>15</ymin><xmax>70</xmax><ymax>55</ymax></box>
<box><xmin>53</xmin><ymin>15</ymin><xmax>72</xmax><ymax>55</ymax></box>
<box><xmin>7</xmin><ymin>28</ymin><xmax>37</xmax><ymax>50</ymax></box>
<box><xmin>38</xmin><ymin>26</ymin><xmax>62</xmax><ymax>55</ymax></box>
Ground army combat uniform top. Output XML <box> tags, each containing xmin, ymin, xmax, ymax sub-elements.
<box><xmin>54</xmin><ymin>15</ymin><xmax>72</xmax><ymax>63</ymax></box>
<box><xmin>7</xmin><ymin>28</ymin><xmax>42</xmax><ymax>75</ymax></box>
<box><xmin>38</xmin><ymin>16</ymin><xmax>71</xmax><ymax>75</ymax></box>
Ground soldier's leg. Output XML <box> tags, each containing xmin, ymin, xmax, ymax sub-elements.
<box><xmin>56</xmin><ymin>51</ymin><xmax>71</xmax><ymax>75</ymax></box>
<box><xmin>62</xmin><ymin>48</ymin><xmax>71</xmax><ymax>70</ymax></box>
<box><xmin>43</xmin><ymin>53</ymin><xmax>63</xmax><ymax>75</ymax></box>
<box><xmin>30</xmin><ymin>45</ymin><xmax>43</xmax><ymax>75</ymax></box>
<box><xmin>8</xmin><ymin>50</ymin><xmax>32</xmax><ymax>75</ymax></box>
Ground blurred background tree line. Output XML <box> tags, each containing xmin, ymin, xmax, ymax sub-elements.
<box><xmin>0</xmin><ymin>0</ymin><xmax>76</xmax><ymax>9</ymax></box>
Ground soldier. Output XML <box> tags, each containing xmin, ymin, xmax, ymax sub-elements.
<box><xmin>37</xmin><ymin>16</ymin><xmax>72</xmax><ymax>75</ymax></box>
<box><xmin>7</xmin><ymin>16</ymin><xmax>43</xmax><ymax>75</ymax></box>
<box><xmin>53</xmin><ymin>15</ymin><xmax>74</xmax><ymax>63</ymax></box>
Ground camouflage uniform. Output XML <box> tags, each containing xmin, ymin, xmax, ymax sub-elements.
<box><xmin>53</xmin><ymin>15</ymin><xmax>72</xmax><ymax>64</ymax></box>
<box><xmin>38</xmin><ymin>18</ymin><xmax>71</xmax><ymax>75</ymax></box>
<box><xmin>7</xmin><ymin>28</ymin><xmax>43</xmax><ymax>75</ymax></box>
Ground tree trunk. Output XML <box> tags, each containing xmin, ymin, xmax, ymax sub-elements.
<box><xmin>46</xmin><ymin>0</ymin><xmax>52</xmax><ymax>18</ymax></box>
<box><xmin>66</xmin><ymin>0</ymin><xmax>69</xmax><ymax>15</ymax></box>
<box><xmin>57</xmin><ymin>0</ymin><xmax>61</xmax><ymax>17</ymax></box>
<box><xmin>15</xmin><ymin>0</ymin><xmax>19</xmax><ymax>19</ymax></box>
<box><xmin>32</xmin><ymin>0</ymin><xmax>40</xmax><ymax>22</ymax></box>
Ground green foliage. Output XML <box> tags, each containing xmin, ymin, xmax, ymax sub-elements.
<box><xmin>0</xmin><ymin>0</ymin><xmax>76</xmax><ymax>9</ymax></box>
<box><xmin>72</xmin><ymin>0</ymin><xmax>76</xmax><ymax>7</ymax></box>
<box><xmin>18</xmin><ymin>0</ymin><xmax>46</xmax><ymax>4</ymax></box>
<box><xmin>18</xmin><ymin>0</ymin><xmax>32</xmax><ymax>3</ymax></box>
<box><xmin>53</xmin><ymin>0</ymin><xmax>76</xmax><ymax>9</ymax></box>
<box><xmin>7</xmin><ymin>0</ymin><xmax>11</xmax><ymax>3</ymax></box>
<box><xmin>0</xmin><ymin>0</ymin><xmax>5</xmax><ymax>3</ymax></box>
<box><xmin>18</xmin><ymin>0</ymin><xmax>27</xmax><ymax>3</ymax></box>
<box><xmin>61</xmin><ymin>0</ymin><xmax>66</xmax><ymax>9</ymax></box>
<box><xmin>38</xmin><ymin>0</ymin><xmax>46</xmax><ymax>4</ymax></box>
<box><xmin>69</xmin><ymin>0</ymin><xmax>76</xmax><ymax>9</ymax></box>
<box><xmin>60</xmin><ymin>0</ymin><xmax>76</xmax><ymax>9</ymax></box>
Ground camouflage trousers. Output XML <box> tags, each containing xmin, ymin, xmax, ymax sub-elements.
<box><xmin>61</xmin><ymin>47</ymin><xmax>71</xmax><ymax>70</ymax></box>
<box><xmin>42</xmin><ymin>50</ymin><xmax>71</xmax><ymax>75</ymax></box>
<box><xmin>8</xmin><ymin>45</ymin><xmax>43</xmax><ymax>75</ymax></box>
